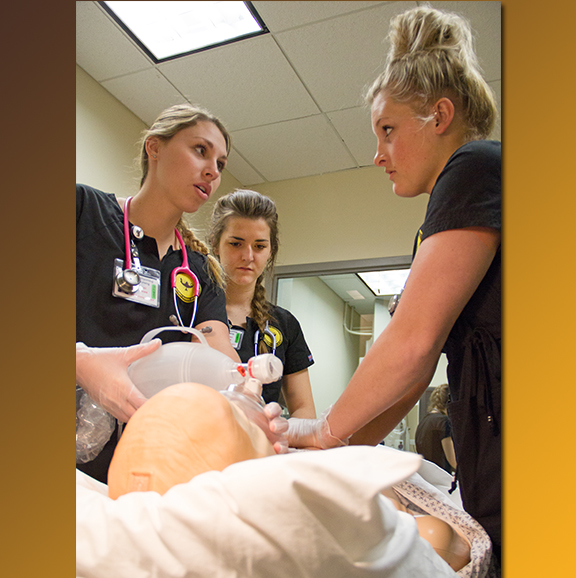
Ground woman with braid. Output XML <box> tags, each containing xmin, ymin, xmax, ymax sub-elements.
<box><xmin>208</xmin><ymin>190</ymin><xmax>316</xmax><ymax>418</ymax></box>
<box><xmin>76</xmin><ymin>104</ymin><xmax>241</xmax><ymax>483</ymax></box>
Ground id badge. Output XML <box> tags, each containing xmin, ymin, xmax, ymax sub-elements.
<box><xmin>112</xmin><ymin>258</ymin><xmax>161</xmax><ymax>308</ymax></box>
<box><xmin>229</xmin><ymin>327</ymin><xmax>244</xmax><ymax>350</ymax></box>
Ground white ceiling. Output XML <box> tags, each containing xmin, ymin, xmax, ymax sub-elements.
<box><xmin>76</xmin><ymin>1</ymin><xmax>501</xmax><ymax>188</ymax></box>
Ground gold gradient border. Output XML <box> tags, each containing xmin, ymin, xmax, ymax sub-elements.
<box><xmin>5</xmin><ymin>0</ymin><xmax>572</xmax><ymax>575</ymax></box>
<box><xmin>502</xmin><ymin>0</ymin><xmax>575</xmax><ymax>575</ymax></box>
<box><xmin>4</xmin><ymin>1</ymin><xmax>76</xmax><ymax>576</ymax></box>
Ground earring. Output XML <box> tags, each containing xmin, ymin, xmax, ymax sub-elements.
<box><xmin>153</xmin><ymin>155</ymin><xmax>157</xmax><ymax>159</ymax></box>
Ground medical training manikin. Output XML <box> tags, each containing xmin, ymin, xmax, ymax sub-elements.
<box><xmin>108</xmin><ymin>381</ymin><xmax>277</xmax><ymax>497</ymax></box>
<box><xmin>78</xmin><ymin>328</ymin><xmax>471</xmax><ymax>573</ymax></box>
<box><xmin>76</xmin><ymin>326</ymin><xmax>284</xmax><ymax>463</ymax></box>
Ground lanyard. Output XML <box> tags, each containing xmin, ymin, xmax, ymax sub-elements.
<box><xmin>119</xmin><ymin>197</ymin><xmax>200</xmax><ymax>327</ymax></box>
<box><xmin>254</xmin><ymin>321</ymin><xmax>277</xmax><ymax>357</ymax></box>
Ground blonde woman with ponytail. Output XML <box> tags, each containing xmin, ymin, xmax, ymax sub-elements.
<box><xmin>286</xmin><ymin>6</ymin><xmax>502</xmax><ymax>570</ymax></box>
<box><xmin>208</xmin><ymin>189</ymin><xmax>316</xmax><ymax>419</ymax></box>
<box><xmin>77</xmin><ymin>104</ymin><xmax>240</xmax><ymax>483</ymax></box>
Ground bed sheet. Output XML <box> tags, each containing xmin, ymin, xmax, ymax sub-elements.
<box><xmin>386</xmin><ymin>448</ymin><xmax>495</xmax><ymax>578</ymax></box>
<box><xmin>77</xmin><ymin>445</ymin><xmax>459</xmax><ymax>578</ymax></box>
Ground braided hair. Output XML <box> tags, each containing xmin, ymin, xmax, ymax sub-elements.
<box><xmin>428</xmin><ymin>383</ymin><xmax>450</xmax><ymax>415</ymax></box>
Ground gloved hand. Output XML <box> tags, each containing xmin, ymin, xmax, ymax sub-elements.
<box><xmin>263</xmin><ymin>402</ymin><xmax>289</xmax><ymax>454</ymax></box>
<box><xmin>221</xmin><ymin>387</ymin><xmax>289</xmax><ymax>455</ymax></box>
<box><xmin>285</xmin><ymin>406</ymin><xmax>349</xmax><ymax>450</ymax></box>
<box><xmin>76</xmin><ymin>340</ymin><xmax>162</xmax><ymax>423</ymax></box>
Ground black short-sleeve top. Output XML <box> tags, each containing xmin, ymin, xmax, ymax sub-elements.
<box><xmin>412</xmin><ymin>140</ymin><xmax>501</xmax><ymax>396</ymax></box>
<box><xmin>76</xmin><ymin>184</ymin><xmax>228</xmax><ymax>348</ymax></box>
<box><xmin>229</xmin><ymin>304</ymin><xmax>314</xmax><ymax>404</ymax></box>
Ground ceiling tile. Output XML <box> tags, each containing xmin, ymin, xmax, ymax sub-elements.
<box><xmin>158</xmin><ymin>34</ymin><xmax>320</xmax><ymax>132</ymax></box>
<box><xmin>225</xmin><ymin>148</ymin><xmax>266</xmax><ymax>186</ymax></box>
<box><xmin>328</xmin><ymin>106</ymin><xmax>376</xmax><ymax>167</ymax></box>
<box><xmin>252</xmin><ymin>1</ymin><xmax>386</xmax><ymax>32</ymax></box>
<box><xmin>231</xmin><ymin>115</ymin><xmax>357</xmax><ymax>182</ymax></box>
<box><xmin>77</xmin><ymin>1</ymin><xmax>501</xmax><ymax>186</ymax></box>
<box><xmin>76</xmin><ymin>2</ymin><xmax>153</xmax><ymax>81</ymax></box>
<box><xmin>274</xmin><ymin>2</ymin><xmax>418</xmax><ymax>112</ymax></box>
<box><xmin>101</xmin><ymin>69</ymin><xmax>188</xmax><ymax>126</ymax></box>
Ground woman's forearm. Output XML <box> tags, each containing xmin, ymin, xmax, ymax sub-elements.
<box><xmin>283</xmin><ymin>369</ymin><xmax>317</xmax><ymax>419</ymax></box>
<box><xmin>327</xmin><ymin>323</ymin><xmax>442</xmax><ymax>444</ymax></box>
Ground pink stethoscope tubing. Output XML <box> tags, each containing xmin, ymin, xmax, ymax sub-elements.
<box><xmin>123</xmin><ymin>197</ymin><xmax>200</xmax><ymax>327</ymax></box>
<box><xmin>171</xmin><ymin>228</ymin><xmax>200</xmax><ymax>327</ymax></box>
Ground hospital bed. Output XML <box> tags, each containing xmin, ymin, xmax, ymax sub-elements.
<box><xmin>77</xmin><ymin>445</ymin><xmax>495</xmax><ymax>577</ymax></box>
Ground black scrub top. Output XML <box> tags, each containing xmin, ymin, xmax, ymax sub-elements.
<box><xmin>412</xmin><ymin>140</ymin><xmax>501</xmax><ymax>554</ymax></box>
<box><xmin>76</xmin><ymin>184</ymin><xmax>229</xmax><ymax>483</ymax></box>
<box><xmin>229</xmin><ymin>304</ymin><xmax>314</xmax><ymax>404</ymax></box>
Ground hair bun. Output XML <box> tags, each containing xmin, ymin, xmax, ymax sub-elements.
<box><xmin>366</xmin><ymin>5</ymin><xmax>497</xmax><ymax>141</ymax></box>
<box><xmin>388</xmin><ymin>7</ymin><xmax>473</xmax><ymax>66</ymax></box>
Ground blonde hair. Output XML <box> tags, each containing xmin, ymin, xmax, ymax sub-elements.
<box><xmin>366</xmin><ymin>5</ymin><xmax>497</xmax><ymax>140</ymax></box>
<box><xmin>207</xmin><ymin>190</ymin><xmax>279</xmax><ymax>348</ymax></box>
<box><xmin>428</xmin><ymin>383</ymin><xmax>450</xmax><ymax>415</ymax></box>
<box><xmin>137</xmin><ymin>104</ymin><xmax>231</xmax><ymax>286</ymax></box>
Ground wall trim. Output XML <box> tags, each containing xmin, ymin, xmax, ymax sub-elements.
<box><xmin>270</xmin><ymin>255</ymin><xmax>412</xmax><ymax>303</ymax></box>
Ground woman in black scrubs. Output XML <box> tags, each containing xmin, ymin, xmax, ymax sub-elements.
<box><xmin>286</xmin><ymin>6</ymin><xmax>502</xmax><ymax>570</ymax></box>
<box><xmin>208</xmin><ymin>189</ymin><xmax>316</xmax><ymax>418</ymax></box>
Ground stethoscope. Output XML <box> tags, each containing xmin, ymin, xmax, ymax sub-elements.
<box><xmin>114</xmin><ymin>196</ymin><xmax>144</xmax><ymax>294</ymax></box>
<box><xmin>116</xmin><ymin>196</ymin><xmax>201</xmax><ymax>328</ymax></box>
<box><xmin>254</xmin><ymin>320</ymin><xmax>277</xmax><ymax>357</ymax></box>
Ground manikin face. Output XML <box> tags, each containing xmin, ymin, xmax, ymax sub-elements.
<box><xmin>150</xmin><ymin>120</ymin><xmax>228</xmax><ymax>214</ymax></box>
<box><xmin>371</xmin><ymin>92</ymin><xmax>440</xmax><ymax>198</ymax></box>
<box><xmin>217</xmin><ymin>217</ymin><xmax>272</xmax><ymax>288</ymax></box>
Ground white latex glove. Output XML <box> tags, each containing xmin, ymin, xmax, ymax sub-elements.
<box><xmin>76</xmin><ymin>340</ymin><xmax>162</xmax><ymax>423</ymax></box>
<box><xmin>285</xmin><ymin>407</ymin><xmax>349</xmax><ymax>450</ymax></box>
<box><xmin>263</xmin><ymin>402</ymin><xmax>289</xmax><ymax>454</ymax></box>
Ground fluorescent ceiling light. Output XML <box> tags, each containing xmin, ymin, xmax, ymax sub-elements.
<box><xmin>101</xmin><ymin>1</ymin><xmax>266</xmax><ymax>62</ymax></box>
<box><xmin>357</xmin><ymin>269</ymin><xmax>411</xmax><ymax>296</ymax></box>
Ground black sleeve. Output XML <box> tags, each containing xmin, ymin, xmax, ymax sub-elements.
<box><xmin>420</xmin><ymin>141</ymin><xmax>501</xmax><ymax>243</ymax></box>
<box><xmin>77</xmin><ymin>183</ymin><xmax>85</xmax><ymax>224</ymax></box>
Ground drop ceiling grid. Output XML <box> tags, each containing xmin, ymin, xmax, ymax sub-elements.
<box><xmin>272</xmin><ymin>2</ymin><xmax>418</xmax><ymax>113</ymax></box>
<box><xmin>252</xmin><ymin>1</ymin><xmax>389</xmax><ymax>33</ymax></box>
<box><xmin>327</xmin><ymin>107</ymin><xmax>378</xmax><ymax>168</ymax></box>
<box><xmin>101</xmin><ymin>69</ymin><xmax>188</xmax><ymax>127</ymax></box>
<box><xmin>76</xmin><ymin>2</ymin><xmax>154</xmax><ymax>81</ymax></box>
<box><xmin>230</xmin><ymin>114</ymin><xmax>358</xmax><ymax>182</ymax></box>
<box><xmin>76</xmin><ymin>1</ymin><xmax>502</xmax><ymax>186</ymax></box>
<box><xmin>157</xmin><ymin>34</ymin><xmax>320</xmax><ymax>132</ymax></box>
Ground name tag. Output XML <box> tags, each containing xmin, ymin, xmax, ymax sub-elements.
<box><xmin>229</xmin><ymin>327</ymin><xmax>244</xmax><ymax>350</ymax></box>
<box><xmin>112</xmin><ymin>258</ymin><xmax>161</xmax><ymax>308</ymax></box>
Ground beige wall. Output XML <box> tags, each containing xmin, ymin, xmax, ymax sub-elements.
<box><xmin>76</xmin><ymin>65</ymin><xmax>145</xmax><ymax>196</ymax></box>
<box><xmin>252</xmin><ymin>169</ymin><xmax>428</xmax><ymax>267</ymax></box>
<box><xmin>77</xmin><ymin>63</ymin><xmax>427</xmax><ymax>268</ymax></box>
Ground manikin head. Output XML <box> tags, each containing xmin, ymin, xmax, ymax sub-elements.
<box><xmin>108</xmin><ymin>382</ymin><xmax>274</xmax><ymax>499</ymax></box>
